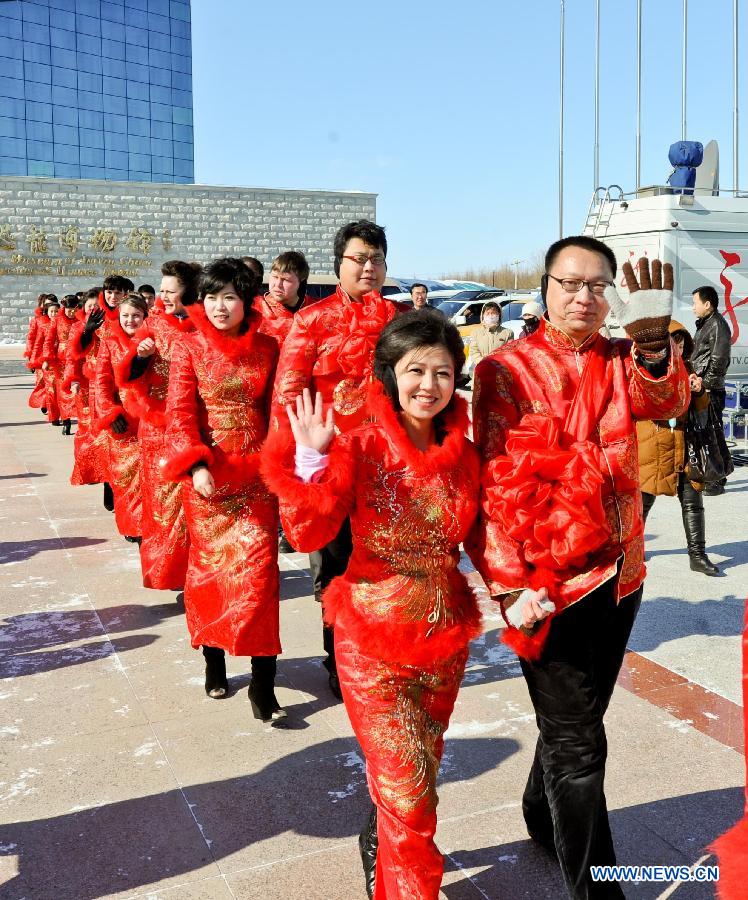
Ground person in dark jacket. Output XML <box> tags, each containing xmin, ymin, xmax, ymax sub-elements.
<box><xmin>691</xmin><ymin>285</ymin><xmax>732</xmax><ymax>494</ymax></box>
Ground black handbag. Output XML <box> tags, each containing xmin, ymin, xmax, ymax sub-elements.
<box><xmin>685</xmin><ymin>403</ymin><xmax>734</xmax><ymax>485</ymax></box>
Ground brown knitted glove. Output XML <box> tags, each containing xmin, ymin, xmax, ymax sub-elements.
<box><xmin>603</xmin><ymin>258</ymin><xmax>673</xmax><ymax>354</ymax></box>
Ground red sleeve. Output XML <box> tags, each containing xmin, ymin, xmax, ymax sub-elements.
<box><xmin>261</xmin><ymin>427</ymin><xmax>355</xmax><ymax>553</ymax></box>
<box><xmin>627</xmin><ymin>342</ymin><xmax>691</xmax><ymax>421</ymax></box>
<box><xmin>270</xmin><ymin>312</ymin><xmax>316</xmax><ymax>430</ymax></box>
<box><xmin>30</xmin><ymin>324</ymin><xmax>46</xmax><ymax>368</ymax></box>
<box><xmin>41</xmin><ymin>317</ymin><xmax>58</xmax><ymax>363</ymax></box>
<box><xmin>161</xmin><ymin>341</ymin><xmax>214</xmax><ymax>479</ymax></box>
<box><xmin>24</xmin><ymin>317</ymin><xmax>37</xmax><ymax>360</ymax></box>
<box><xmin>467</xmin><ymin>355</ymin><xmax>533</xmax><ymax>596</ymax></box>
<box><xmin>62</xmin><ymin>323</ymin><xmax>84</xmax><ymax>389</ymax></box>
<box><xmin>94</xmin><ymin>338</ymin><xmax>126</xmax><ymax>430</ymax></box>
<box><xmin>116</xmin><ymin>321</ymin><xmax>149</xmax><ymax>388</ymax></box>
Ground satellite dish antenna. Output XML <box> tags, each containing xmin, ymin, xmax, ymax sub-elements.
<box><xmin>695</xmin><ymin>139</ymin><xmax>720</xmax><ymax>195</ymax></box>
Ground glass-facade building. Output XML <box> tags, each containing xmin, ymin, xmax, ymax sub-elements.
<box><xmin>0</xmin><ymin>0</ymin><xmax>194</xmax><ymax>182</ymax></box>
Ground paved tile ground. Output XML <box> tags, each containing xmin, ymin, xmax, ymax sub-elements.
<box><xmin>0</xmin><ymin>346</ymin><xmax>745</xmax><ymax>900</ymax></box>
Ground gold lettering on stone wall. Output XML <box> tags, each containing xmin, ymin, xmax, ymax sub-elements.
<box><xmin>0</xmin><ymin>225</ymin><xmax>15</xmax><ymax>251</ymax></box>
<box><xmin>125</xmin><ymin>227</ymin><xmax>153</xmax><ymax>254</ymax></box>
<box><xmin>27</xmin><ymin>225</ymin><xmax>48</xmax><ymax>254</ymax></box>
<box><xmin>58</xmin><ymin>224</ymin><xmax>79</xmax><ymax>255</ymax></box>
<box><xmin>162</xmin><ymin>228</ymin><xmax>172</xmax><ymax>251</ymax></box>
<box><xmin>90</xmin><ymin>228</ymin><xmax>118</xmax><ymax>252</ymax></box>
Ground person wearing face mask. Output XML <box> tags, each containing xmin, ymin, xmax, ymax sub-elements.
<box><xmin>262</xmin><ymin>309</ymin><xmax>482</xmax><ymax>900</ymax></box>
<box><xmin>469</xmin><ymin>302</ymin><xmax>513</xmax><ymax>367</ymax></box>
<box><xmin>41</xmin><ymin>294</ymin><xmax>79</xmax><ymax>435</ymax></box>
<box><xmin>636</xmin><ymin>322</ymin><xmax>722</xmax><ymax>576</ymax></box>
<box><xmin>116</xmin><ymin>260</ymin><xmax>201</xmax><ymax>593</ymax></box>
<box><xmin>95</xmin><ymin>293</ymin><xmax>148</xmax><ymax>543</ymax></box>
<box><xmin>162</xmin><ymin>258</ymin><xmax>283</xmax><ymax>723</ymax></box>
<box><xmin>520</xmin><ymin>300</ymin><xmax>544</xmax><ymax>337</ymax></box>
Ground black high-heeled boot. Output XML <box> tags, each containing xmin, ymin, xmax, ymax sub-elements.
<box><xmin>203</xmin><ymin>646</ymin><xmax>228</xmax><ymax>698</ymax></box>
<box><xmin>681</xmin><ymin>482</ymin><xmax>720</xmax><ymax>576</ymax></box>
<box><xmin>103</xmin><ymin>482</ymin><xmax>115</xmax><ymax>512</ymax></box>
<box><xmin>358</xmin><ymin>804</ymin><xmax>378</xmax><ymax>899</ymax></box>
<box><xmin>61</xmin><ymin>418</ymin><xmax>72</xmax><ymax>435</ymax></box>
<box><xmin>248</xmin><ymin>655</ymin><xmax>286</xmax><ymax>723</ymax></box>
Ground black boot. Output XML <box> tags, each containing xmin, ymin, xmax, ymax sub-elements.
<box><xmin>203</xmin><ymin>646</ymin><xmax>228</xmax><ymax>698</ymax></box>
<box><xmin>41</xmin><ymin>407</ymin><xmax>47</xmax><ymax>415</ymax></box>
<box><xmin>322</xmin><ymin>625</ymin><xmax>342</xmax><ymax>701</ymax></box>
<box><xmin>51</xmin><ymin>419</ymin><xmax>62</xmax><ymax>426</ymax></box>
<box><xmin>358</xmin><ymin>804</ymin><xmax>378</xmax><ymax>899</ymax></box>
<box><xmin>103</xmin><ymin>482</ymin><xmax>114</xmax><ymax>512</ymax></box>
<box><xmin>248</xmin><ymin>655</ymin><xmax>286</xmax><ymax>723</ymax></box>
<box><xmin>681</xmin><ymin>480</ymin><xmax>720</xmax><ymax>576</ymax></box>
<box><xmin>61</xmin><ymin>418</ymin><xmax>72</xmax><ymax>435</ymax></box>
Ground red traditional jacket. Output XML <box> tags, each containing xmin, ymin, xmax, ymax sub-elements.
<box><xmin>469</xmin><ymin>318</ymin><xmax>690</xmax><ymax>658</ymax></box>
<box><xmin>24</xmin><ymin>308</ymin><xmax>44</xmax><ymax>365</ymax></box>
<box><xmin>162</xmin><ymin>304</ymin><xmax>279</xmax><ymax>483</ymax></box>
<box><xmin>94</xmin><ymin>319</ymin><xmax>141</xmax><ymax>433</ymax></box>
<box><xmin>271</xmin><ymin>286</ymin><xmax>403</xmax><ymax>433</ymax></box>
<box><xmin>42</xmin><ymin>310</ymin><xmax>76</xmax><ymax>366</ymax></box>
<box><xmin>117</xmin><ymin>311</ymin><xmax>196</xmax><ymax>428</ymax></box>
<box><xmin>262</xmin><ymin>384</ymin><xmax>483</xmax><ymax>665</ymax></box>
<box><xmin>29</xmin><ymin>314</ymin><xmax>52</xmax><ymax>369</ymax></box>
<box><xmin>253</xmin><ymin>293</ymin><xmax>305</xmax><ymax>349</ymax></box>
<box><xmin>62</xmin><ymin>309</ymin><xmax>88</xmax><ymax>390</ymax></box>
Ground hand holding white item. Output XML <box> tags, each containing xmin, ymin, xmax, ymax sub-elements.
<box><xmin>504</xmin><ymin>588</ymin><xmax>556</xmax><ymax>630</ymax></box>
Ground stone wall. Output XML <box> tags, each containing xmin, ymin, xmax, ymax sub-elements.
<box><xmin>0</xmin><ymin>175</ymin><xmax>376</xmax><ymax>342</ymax></box>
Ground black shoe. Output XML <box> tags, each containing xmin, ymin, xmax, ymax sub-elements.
<box><xmin>41</xmin><ymin>407</ymin><xmax>47</xmax><ymax>415</ymax></box>
<box><xmin>103</xmin><ymin>482</ymin><xmax>115</xmax><ymax>512</ymax></box>
<box><xmin>703</xmin><ymin>484</ymin><xmax>725</xmax><ymax>496</ymax></box>
<box><xmin>124</xmin><ymin>535</ymin><xmax>141</xmax><ymax>544</ymax></box>
<box><xmin>689</xmin><ymin>553</ymin><xmax>720</xmax><ymax>576</ymax></box>
<box><xmin>247</xmin><ymin>679</ymin><xmax>287</xmax><ymax>723</ymax></box>
<box><xmin>278</xmin><ymin>534</ymin><xmax>295</xmax><ymax>554</ymax></box>
<box><xmin>328</xmin><ymin>669</ymin><xmax>343</xmax><ymax>701</ymax></box>
<box><xmin>51</xmin><ymin>419</ymin><xmax>62</xmax><ymax>426</ymax></box>
<box><xmin>358</xmin><ymin>805</ymin><xmax>378</xmax><ymax>899</ymax></box>
<box><xmin>175</xmin><ymin>591</ymin><xmax>184</xmax><ymax>604</ymax></box>
<box><xmin>203</xmin><ymin>646</ymin><xmax>228</xmax><ymax>699</ymax></box>
<box><xmin>61</xmin><ymin>419</ymin><xmax>72</xmax><ymax>435</ymax></box>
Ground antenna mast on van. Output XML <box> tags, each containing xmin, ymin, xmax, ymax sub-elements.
<box><xmin>734</xmin><ymin>0</ymin><xmax>740</xmax><ymax>192</ymax></box>
<box><xmin>682</xmin><ymin>0</ymin><xmax>688</xmax><ymax>141</ymax></box>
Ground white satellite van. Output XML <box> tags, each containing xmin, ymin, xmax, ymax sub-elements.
<box><xmin>583</xmin><ymin>149</ymin><xmax>748</xmax><ymax>377</ymax></box>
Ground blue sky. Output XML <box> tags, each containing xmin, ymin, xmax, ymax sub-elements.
<box><xmin>191</xmin><ymin>0</ymin><xmax>743</xmax><ymax>276</ymax></box>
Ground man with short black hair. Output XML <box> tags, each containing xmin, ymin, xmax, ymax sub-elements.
<box><xmin>138</xmin><ymin>284</ymin><xmax>156</xmax><ymax>308</ymax></box>
<box><xmin>691</xmin><ymin>285</ymin><xmax>732</xmax><ymax>494</ymax></box>
<box><xmin>471</xmin><ymin>234</ymin><xmax>690</xmax><ymax>899</ymax></box>
<box><xmin>410</xmin><ymin>282</ymin><xmax>429</xmax><ymax>309</ymax></box>
<box><xmin>272</xmin><ymin>220</ymin><xmax>403</xmax><ymax>699</ymax></box>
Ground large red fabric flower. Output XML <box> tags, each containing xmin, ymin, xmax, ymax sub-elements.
<box><xmin>485</xmin><ymin>413</ymin><xmax>610</xmax><ymax>573</ymax></box>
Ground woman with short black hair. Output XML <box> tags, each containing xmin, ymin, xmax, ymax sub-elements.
<box><xmin>263</xmin><ymin>309</ymin><xmax>482</xmax><ymax>899</ymax></box>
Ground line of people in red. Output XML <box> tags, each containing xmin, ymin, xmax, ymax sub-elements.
<box><xmin>24</xmin><ymin>223</ymin><xmax>737</xmax><ymax>900</ymax></box>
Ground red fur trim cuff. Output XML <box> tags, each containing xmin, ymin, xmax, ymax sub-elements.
<box><xmin>500</xmin><ymin>617</ymin><xmax>553</xmax><ymax>662</ymax></box>
<box><xmin>161</xmin><ymin>444</ymin><xmax>215</xmax><ymax>480</ymax></box>
<box><xmin>96</xmin><ymin>405</ymin><xmax>126</xmax><ymax>431</ymax></box>
<box><xmin>114</xmin><ymin>343</ymin><xmax>140</xmax><ymax>388</ymax></box>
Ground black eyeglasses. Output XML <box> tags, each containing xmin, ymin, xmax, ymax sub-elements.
<box><xmin>545</xmin><ymin>273</ymin><xmax>613</xmax><ymax>295</ymax></box>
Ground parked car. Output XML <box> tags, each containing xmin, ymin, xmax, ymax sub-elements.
<box><xmin>302</xmin><ymin>275</ymin><xmax>402</xmax><ymax>301</ymax></box>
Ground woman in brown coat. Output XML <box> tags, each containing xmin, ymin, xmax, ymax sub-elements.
<box><xmin>636</xmin><ymin>320</ymin><xmax>719</xmax><ymax>575</ymax></box>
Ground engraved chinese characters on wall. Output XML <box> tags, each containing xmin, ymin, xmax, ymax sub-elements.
<box><xmin>59</xmin><ymin>225</ymin><xmax>79</xmax><ymax>255</ymax></box>
<box><xmin>27</xmin><ymin>225</ymin><xmax>48</xmax><ymax>254</ymax></box>
<box><xmin>90</xmin><ymin>228</ymin><xmax>118</xmax><ymax>252</ymax></box>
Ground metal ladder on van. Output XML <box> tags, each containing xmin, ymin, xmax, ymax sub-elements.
<box><xmin>583</xmin><ymin>185</ymin><xmax>624</xmax><ymax>237</ymax></box>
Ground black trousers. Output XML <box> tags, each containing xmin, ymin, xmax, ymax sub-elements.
<box><xmin>520</xmin><ymin>578</ymin><xmax>642</xmax><ymax>899</ymax></box>
<box><xmin>709</xmin><ymin>389</ymin><xmax>727</xmax><ymax>486</ymax></box>
<box><xmin>308</xmin><ymin>518</ymin><xmax>352</xmax><ymax>668</ymax></box>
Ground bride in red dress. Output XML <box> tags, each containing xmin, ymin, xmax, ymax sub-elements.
<box><xmin>263</xmin><ymin>309</ymin><xmax>482</xmax><ymax>899</ymax></box>
<box><xmin>162</xmin><ymin>258</ymin><xmax>283</xmax><ymax>722</ymax></box>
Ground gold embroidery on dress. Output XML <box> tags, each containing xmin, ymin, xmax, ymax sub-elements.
<box><xmin>333</xmin><ymin>377</ymin><xmax>366</xmax><ymax>416</ymax></box>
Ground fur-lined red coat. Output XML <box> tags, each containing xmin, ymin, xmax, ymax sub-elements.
<box><xmin>271</xmin><ymin>286</ymin><xmax>403</xmax><ymax>433</ymax></box>
<box><xmin>28</xmin><ymin>315</ymin><xmax>59</xmax><ymax>420</ymax></box>
<box><xmin>253</xmin><ymin>293</ymin><xmax>305</xmax><ymax>349</ymax></box>
<box><xmin>469</xmin><ymin>318</ymin><xmax>690</xmax><ymax>659</ymax></box>
<box><xmin>262</xmin><ymin>384</ymin><xmax>483</xmax><ymax>665</ymax></box>
<box><xmin>42</xmin><ymin>310</ymin><xmax>77</xmax><ymax>419</ymax></box>
<box><xmin>161</xmin><ymin>305</ymin><xmax>281</xmax><ymax>655</ymax></box>
<box><xmin>24</xmin><ymin>307</ymin><xmax>44</xmax><ymax>366</ymax></box>
<box><xmin>115</xmin><ymin>310</ymin><xmax>195</xmax><ymax>591</ymax></box>
<box><xmin>95</xmin><ymin>318</ymin><xmax>142</xmax><ymax>537</ymax></box>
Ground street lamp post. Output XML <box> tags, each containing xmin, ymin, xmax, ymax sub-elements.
<box><xmin>512</xmin><ymin>259</ymin><xmax>524</xmax><ymax>291</ymax></box>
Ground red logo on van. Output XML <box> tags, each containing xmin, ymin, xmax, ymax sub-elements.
<box><xmin>718</xmin><ymin>250</ymin><xmax>748</xmax><ymax>345</ymax></box>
